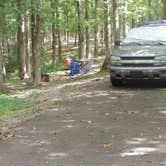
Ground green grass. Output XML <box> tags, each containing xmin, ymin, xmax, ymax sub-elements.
<box><xmin>0</xmin><ymin>95</ymin><xmax>27</xmax><ymax>117</ymax></box>
<box><xmin>29</xmin><ymin>90</ymin><xmax>41</xmax><ymax>97</ymax></box>
<box><xmin>0</xmin><ymin>88</ymin><xmax>10</xmax><ymax>95</ymax></box>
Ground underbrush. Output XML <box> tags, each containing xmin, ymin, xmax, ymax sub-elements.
<box><xmin>0</xmin><ymin>95</ymin><xmax>27</xmax><ymax>117</ymax></box>
<box><xmin>0</xmin><ymin>94</ymin><xmax>38</xmax><ymax>131</ymax></box>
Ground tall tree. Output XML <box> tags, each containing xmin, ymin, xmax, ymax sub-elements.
<box><xmin>17</xmin><ymin>0</ymin><xmax>25</xmax><ymax>79</ymax></box>
<box><xmin>85</xmin><ymin>0</ymin><xmax>90</xmax><ymax>58</ymax></box>
<box><xmin>148</xmin><ymin>0</ymin><xmax>152</xmax><ymax>20</ymax></box>
<box><xmin>94</xmin><ymin>0</ymin><xmax>100</xmax><ymax>58</ymax></box>
<box><xmin>56</xmin><ymin>2</ymin><xmax>62</xmax><ymax>62</ymax></box>
<box><xmin>123</xmin><ymin>0</ymin><xmax>128</xmax><ymax>37</ymax></box>
<box><xmin>51</xmin><ymin>0</ymin><xmax>57</xmax><ymax>70</ymax></box>
<box><xmin>113</xmin><ymin>0</ymin><xmax>120</xmax><ymax>45</ymax></box>
<box><xmin>24</xmin><ymin>9</ymin><xmax>31</xmax><ymax>79</ymax></box>
<box><xmin>162</xmin><ymin>0</ymin><xmax>166</xmax><ymax>19</ymax></box>
<box><xmin>0</xmin><ymin>2</ymin><xmax>3</xmax><ymax>87</ymax></box>
<box><xmin>77</xmin><ymin>0</ymin><xmax>84</xmax><ymax>59</ymax></box>
<box><xmin>64</xmin><ymin>0</ymin><xmax>70</xmax><ymax>48</ymax></box>
<box><xmin>31</xmin><ymin>0</ymin><xmax>41</xmax><ymax>86</ymax></box>
<box><xmin>102</xmin><ymin>0</ymin><xmax>111</xmax><ymax>69</ymax></box>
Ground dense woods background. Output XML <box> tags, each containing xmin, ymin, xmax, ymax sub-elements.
<box><xmin>0</xmin><ymin>0</ymin><xmax>165</xmax><ymax>87</ymax></box>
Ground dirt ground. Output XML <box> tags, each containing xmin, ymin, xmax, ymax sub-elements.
<box><xmin>1</xmin><ymin>75</ymin><xmax>166</xmax><ymax>166</ymax></box>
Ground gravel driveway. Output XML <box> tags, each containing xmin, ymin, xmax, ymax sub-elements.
<box><xmin>0</xmin><ymin>77</ymin><xmax>166</xmax><ymax>166</ymax></box>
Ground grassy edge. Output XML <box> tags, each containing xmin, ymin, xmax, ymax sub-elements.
<box><xmin>0</xmin><ymin>70</ymin><xmax>109</xmax><ymax>132</ymax></box>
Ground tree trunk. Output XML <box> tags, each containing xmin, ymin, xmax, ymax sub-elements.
<box><xmin>113</xmin><ymin>0</ymin><xmax>120</xmax><ymax>45</ymax></box>
<box><xmin>74</xmin><ymin>32</ymin><xmax>77</xmax><ymax>46</ymax></box>
<box><xmin>148</xmin><ymin>0</ymin><xmax>152</xmax><ymax>20</ymax></box>
<box><xmin>162</xmin><ymin>0</ymin><xmax>166</xmax><ymax>19</ymax></box>
<box><xmin>123</xmin><ymin>0</ymin><xmax>128</xmax><ymax>37</ymax></box>
<box><xmin>155</xmin><ymin>0</ymin><xmax>160</xmax><ymax>19</ymax></box>
<box><xmin>77</xmin><ymin>0</ymin><xmax>84</xmax><ymax>59</ymax></box>
<box><xmin>57</xmin><ymin>29</ymin><xmax>62</xmax><ymax>62</ymax></box>
<box><xmin>56</xmin><ymin>5</ymin><xmax>62</xmax><ymax>62</ymax></box>
<box><xmin>85</xmin><ymin>0</ymin><xmax>90</xmax><ymax>58</ymax></box>
<box><xmin>24</xmin><ymin>10</ymin><xmax>31</xmax><ymax>79</ymax></box>
<box><xmin>31</xmin><ymin>2</ymin><xmax>41</xmax><ymax>86</ymax></box>
<box><xmin>51</xmin><ymin>0</ymin><xmax>57</xmax><ymax>70</ymax></box>
<box><xmin>66</xmin><ymin>6</ymin><xmax>69</xmax><ymax>48</ymax></box>
<box><xmin>94</xmin><ymin>0</ymin><xmax>100</xmax><ymax>58</ymax></box>
<box><xmin>102</xmin><ymin>0</ymin><xmax>111</xmax><ymax>69</ymax></box>
<box><xmin>0</xmin><ymin>4</ymin><xmax>3</xmax><ymax>87</ymax></box>
<box><xmin>17</xmin><ymin>0</ymin><xmax>25</xmax><ymax>80</ymax></box>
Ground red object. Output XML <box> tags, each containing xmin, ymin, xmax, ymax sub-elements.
<box><xmin>65</xmin><ymin>57</ymin><xmax>71</xmax><ymax>68</ymax></box>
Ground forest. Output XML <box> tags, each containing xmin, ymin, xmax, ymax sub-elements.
<box><xmin>0</xmin><ymin>0</ymin><xmax>165</xmax><ymax>88</ymax></box>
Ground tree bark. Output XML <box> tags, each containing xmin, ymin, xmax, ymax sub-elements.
<box><xmin>57</xmin><ymin>29</ymin><xmax>62</xmax><ymax>62</ymax></box>
<box><xmin>162</xmin><ymin>0</ymin><xmax>166</xmax><ymax>19</ymax></box>
<box><xmin>0</xmin><ymin>3</ymin><xmax>3</xmax><ymax>87</ymax></box>
<box><xmin>102</xmin><ymin>0</ymin><xmax>111</xmax><ymax>69</ymax></box>
<box><xmin>31</xmin><ymin>1</ymin><xmax>41</xmax><ymax>86</ymax></box>
<box><xmin>85</xmin><ymin>0</ymin><xmax>90</xmax><ymax>58</ymax></box>
<box><xmin>56</xmin><ymin>5</ymin><xmax>62</xmax><ymax>62</ymax></box>
<box><xmin>113</xmin><ymin>0</ymin><xmax>120</xmax><ymax>45</ymax></box>
<box><xmin>123</xmin><ymin>0</ymin><xmax>128</xmax><ymax>37</ymax></box>
<box><xmin>66</xmin><ymin>5</ymin><xmax>69</xmax><ymax>48</ymax></box>
<box><xmin>17</xmin><ymin>0</ymin><xmax>25</xmax><ymax>80</ymax></box>
<box><xmin>155</xmin><ymin>0</ymin><xmax>160</xmax><ymax>19</ymax></box>
<box><xmin>51</xmin><ymin>0</ymin><xmax>57</xmax><ymax>70</ymax></box>
<box><xmin>94</xmin><ymin>0</ymin><xmax>100</xmax><ymax>58</ymax></box>
<box><xmin>77</xmin><ymin>0</ymin><xmax>84</xmax><ymax>59</ymax></box>
<box><xmin>24</xmin><ymin>10</ymin><xmax>31</xmax><ymax>79</ymax></box>
<box><xmin>148</xmin><ymin>0</ymin><xmax>152</xmax><ymax>20</ymax></box>
<box><xmin>74</xmin><ymin>32</ymin><xmax>77</xmax><ymax>46</ymax></box>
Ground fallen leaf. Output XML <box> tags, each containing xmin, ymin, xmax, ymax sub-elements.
<box><xmin>103</xmin><ymin>143</ymin><xmax>112</xmax><ymax>148</ymax></box>
<box><xmin>0</xmin><ymin>131</ymin><xmax>15</xmax><ymax>140</ymax></box>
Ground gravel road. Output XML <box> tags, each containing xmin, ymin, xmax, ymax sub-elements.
<box><xmin>0</xmin><ymin>78</ymin><xmax>166</xmax><ymax>166</ymax></box>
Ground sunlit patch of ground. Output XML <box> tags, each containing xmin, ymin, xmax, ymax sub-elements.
<box><xmin>121</xmin><ymin>147</ymin><xmax>157</xmax><ymax>157</ymax></box>
<box><xmin>159</xmin><ymin>110</ymin><xmax>166</xmax><ymax>114</ymax></box>
<box><xmin>46</xmin><ymin>152</ymin><xmax>68</xmax><ymax>160</ymax></box>
<box><xmin>121</xmin><ymin>134</ymin><xmax>166</xmax><ymax>157</ymax></box>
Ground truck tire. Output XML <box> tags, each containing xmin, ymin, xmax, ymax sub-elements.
<box><xmin>111</xmin><ymin>77</ymin><xmax>122</xmax><ymax>86</ymax></box>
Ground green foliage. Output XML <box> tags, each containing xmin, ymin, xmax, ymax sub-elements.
<box><xmin>6</xmin><ymin>73</ymin><xmax>20</xmax><ymax>82</ymax></box>
<box><xmin>41</xmin><ymin>62</ymin><xmax>53</xmax><ymax>74</ymax></box>
<box><xmin>0</xmin><ymin>88</ymin><xmax>10</xmax><ymax>95</ymax></box>
<box><xmin>41</xmin><ymin>54</ymin><xmax>53</xmax><ymax>73</ymax></box>
<box><xmin>41</xmin><ymin>54</ymin><xmax>66</xmax><ymax>73</ymax></box>
<box><xmin>5</xmin><ymin>44</ymin><xmax>19</xmax><ymax>73</ymax></box>
<box><xmin>56</xmin><ymin>58</ymin><xmax>66</xmax><ymax>71</ymax></box>
<box><xmin>29</xmin><ymin>90</ymin><xmax>40</xmax><ymax>97</ymax></box>
<box><xmin>0</xmin><ymin>95</ymin><xmax>27</xmax><ymax>117</ymax></box>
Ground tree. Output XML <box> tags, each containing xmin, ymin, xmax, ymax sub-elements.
<box><xmin>85</xmin><ymin>0</ymin><xmax>90</xmax><ymax>58</ymax></box>
<box><xmin>102</xmin><ymin>0</ymin><xmax>111</xmax><ymax>69</ymax></box>
<box><xmin>148</xmin><ymin>0</ymin><xmax>152</xmax><ymax>20</ymax></box>
<box><xmin>94</xmin><ymin>0</ymin><xmax>100</xmax><ymax>58</ymax></box>
<box><xmin>31</xmin><ymin>0</ymin><xmax>41</xmax><ymax>86</ymax></box>
<box><xmin>162</xmin><ymin>0</ymin><xmax>166</xmax><ymax>19</ymax></box>
<box><xmin>123</xmin><ymin>0</ymin><xmax>128</xmax><ymax>37</ymax></box>
<box><xmin>56</xmin><ymin>1</ymin><xmax>62</xmax><ymax>62</ymax></box>
<box><xmin>77</xmin><ymin>0</ymin><xmax>84</xmax><ymax>59</ymax></box>
<box><xmin>24</xmin><ymin>8</ymin><xmax>31</xmax><ymax>79</ymax></box>
<box><xmin>0</xmin><ymin>2</ymin><xmax>3</xmax><ymax>87</ymax></box>
<box><xmin>17</xmin><ymin>0</ymin><xmax>25</xmax><ymax>80</ymax></box>
<box><xmin>113</xmin><ymin>0</ymin><xmax>120</xmax><ymax>45</ymax></box>
<box><xmin>50</xmin><ymin>0</ymin><xmax>57</xmax><ymax>70</ymax></box>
